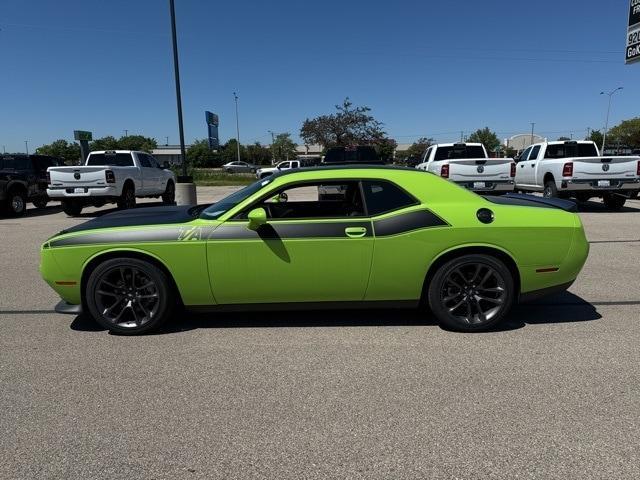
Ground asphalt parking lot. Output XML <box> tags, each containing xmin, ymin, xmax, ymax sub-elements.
<box><xmin>1</xmin><ymin>190</ymin><xmax>639</xmax><ymax>480</ymax></box>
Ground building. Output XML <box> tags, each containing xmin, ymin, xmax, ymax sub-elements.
<box><xmin>151</xmin><ymin>145</ymin><xmax>190</xmax><ymax>165</ymax></box>
<box><xmin>504</xmin><ymin>134</ymin><xmax>547</xmax><ymax>153</ymax></box>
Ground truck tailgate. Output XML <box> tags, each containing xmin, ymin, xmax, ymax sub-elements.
<box><xmin>449</xmin><ymin>158</ymin><xmax>512</xmax><ymax>181</ymax></box>
<box><xmin>571</xmin><ymin>156</ymin><xmax>640</xmax><ymax>178</ymax></box>
<box><xmin>48</xmin><ymin>166</ymin><xmax>109</xmax><ymax>187</ymax></box>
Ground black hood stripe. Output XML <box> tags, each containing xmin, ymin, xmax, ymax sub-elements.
<box><xmin>49</xmin><ymin>210</ymin><xmax>448</xmax><ymax>247</ymax></box>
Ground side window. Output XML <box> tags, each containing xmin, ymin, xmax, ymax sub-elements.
<box><xmin>361</xmin><ymin>180</ymin><xmax>417</xmax><ymax>216</ymax></box>
<box><xmin>244</xmin><ymin>181</ymin><xmax>365</xmax><ymax>220</ymax></box>
<box><xmin>139</xmin><ymin>154</ymin><xmax>151</xmax><ymax>168</ymax></box>
<box><xmin>278</xmin><ymin>162</ymin><xmax>290</xmax><ymax>169</ymax></box>
<box><xmin>529</xmin><ymin>146</ymin><xmax>541</xmax><ymax>161</ymax></box>
<box><xmin>518</xmin><ymin>147</ymin><xmax>532</xmax><ymax>162</ymax></box>
<box><xmin>148</xmin><ymin>156</ymin><xmax>159</xmax><ymax>168</ymax></box>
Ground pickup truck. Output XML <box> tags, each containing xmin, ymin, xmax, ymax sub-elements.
<box><xmin>256</xmin><ymin>160</ymin><xmax>300</xmax><ymax>179</ymax></box>
<box><xmin>415</xmin><ymin>142</ymin><xmax>515</xmax><ymax>194</ymax></box>
<box><xmin>514</xmin><ymin>140</ymin><xmax>640</xmax><ymax>210</ymax></box>
<box><xmin>47</xmin><ymin>150</ymin><xmax>176</xmax><ymax>216</ymax></box>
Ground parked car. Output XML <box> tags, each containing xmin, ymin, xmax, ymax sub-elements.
<box><xmin>42</xmin><ymin>165</ymin><xmax>589</xmax><ymax>335</ymax></box>
<box><xmin>416</xmin><ymin>143</ymin><xmax>515</xmax><ymax>194</ymax></box>
<box><xmin>0</xmin><ymin>154</ymin><xmax>63</xmax><ymax>216</ymax></box>
<box><xmin>47</xmin><ymin>150</ymin><xmax>176</xmax><ymax>217</ymax></box>
<box><xmin>514</xmin><ymin>140</ymin><xmax>640</xmax><ymax>210</ymax></box>
<box><xmin>256</xmin><ymin>160</ymin><xmax>300</xmax><ymax>179</ymax></box>
<box><xmin>222</xmin><ymin>161</ymin><xmax>257</xmax><ymax>174</ymax></box>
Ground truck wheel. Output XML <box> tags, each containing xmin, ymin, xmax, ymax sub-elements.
<box><xmin>5</xmin><ymin>190</ymin><xmax>27</xmax><ymax>216</ymax></box>
<box><xmin>85</xmin><ymin>257</ymin><xmax>174</xmax><ymax>335</ymax></box>
<box><xmin>61</xmin><ymin>199</ymin><xmax>83</xmax><ymax>216</ymax></box>
<box><xmin>630</xmin><ymin>191</ymin><xmax>639</xmax><ymax>199</ymax></box>
<box><xmin>427</xmin><ymin>254</ymin><xmax>515</xmax><ymax>332</ymax></box>
<box><xmin>117</xmin><ymin>184</ymin><xmax>136</xmax><ymax>210</ymax></box>
<box><xmin>543</xmin><ymin>180</ymin><xmax>558</xmax><ymax>198</ymax></box>
<box><xmin>603</xmin><ymin>194</ymin><xmax>626</xmax><ymax>211</ymax></box>
<box><xmin>162</xmin><ymin>181</ymin><xmax>175</xmax><ymax>205</ymax></box>
<box><xmin>32</xmin><ymin>198</ymin><xmax>48</xmax><ymax>209</ymax></box>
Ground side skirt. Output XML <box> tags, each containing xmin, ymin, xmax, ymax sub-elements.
<box><xmin>187</xmin><ymin>300</ymin><xmax>420</xmax><ymax>313</ymax></box>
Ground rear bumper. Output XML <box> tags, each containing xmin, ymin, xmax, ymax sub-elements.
<box><xmin>456</xmin><ymin>180</ymin><xmax>515</xmax><ymax>192</ymax></box>
<box><xmin>55</xmin><ymin>300</ymin><xmax>83</xmax><ymax>315</ymax></box>
<box><xmin>560</xmin><ymin>177</ymin><xmax>640</xmax><ymax>192</ymax></box>
<box><xmin>47</xmin><ymin>186</ymin><xmax>119</xmax><ymax>198</ymax></box>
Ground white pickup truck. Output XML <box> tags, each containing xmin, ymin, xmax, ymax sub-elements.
<box><xmin>514</xmin><ymin>140</ymin><xmax>640</xmax><ymax>210</ymax></box>
<box><xmin>415</xmin><ymin>142</ymin><xmax>515</xmax><ymax>194</ymax></box>
<box><xmin>47</xmin><ymin>150</ymin><xmax>176</xmax><ymax>216</ymax></box>
<box><xmin>256</xmin><ymin>160</ymin><xmax>301</xmax><ymax>179</ymax></box>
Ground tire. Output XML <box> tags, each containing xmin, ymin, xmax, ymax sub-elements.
<box><xmin>602</xmin><ymin>194</ymin><xmax>626</xmax><ymax>211</ymax></box>
<box><xmin>543</xmin><ymin>179</ymin><xmax>558</xmax><ymax>198</ymax></box>
<box><xmin>61</xmin><ymin>199</ymin><xmax>83</xmax><ymax>217</ymax></box>
<box><xmin>117</xmin><ymin>183</ymin><xmax>136</xmax><ymax>210</ymax></box>
<box><xmin>32</xmin><ymin>198</ymin><xmax>48</xmax><ymax>209</ymax></box>
<box><xmin>629</xmin><ymin>190</ymin><xmax>638</xmax><ymax>200</ymax></box>
<box><xmin>162</xmin><ymin>181</ymin><xmax>175</xmax><ymax>205</ymax></box>
<box><xmin>85</xmin><ymin>257</ymin><xmax>174</xmax><ymax>335</ymax></box>
<box><xmin>5</xmin><ymin>189</ymin><xmax>27</xmax><ymax>216</ymax></box>
<box><xmin>427</xmin><ymin>254</ymin><xmax>515</xmax><ymax>332</ymax></box>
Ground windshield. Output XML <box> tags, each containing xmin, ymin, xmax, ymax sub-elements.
<box><xmin>199</xmin><ymin>178</ymin><xmax>272</xmax><ymax>220</ymax></box>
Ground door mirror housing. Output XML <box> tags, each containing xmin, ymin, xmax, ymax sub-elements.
<box><xmin>247</xmin><ymin>207</ymin><xmax>267</xmax><ymax>231</ymax></box>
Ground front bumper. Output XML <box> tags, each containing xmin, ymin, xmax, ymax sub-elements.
<box><xmin>560</xmin><ymin>177</ymin><xmax>640</xmax><ymax>192</ymax></box>
<box><xmin>47</xmin><ymin>186</ymin><xmax>119</xmax><ymax>198</ymax></box>
<box><xmin>456</xmin><ymin>180</ymin><xmax>515</xmax><ymax>192</ymax></box>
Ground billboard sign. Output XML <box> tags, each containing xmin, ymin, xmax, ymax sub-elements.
<box><xmin>205</xmin><ymin>111</ymin><xmax>219</xmax><ymax>149</ymax></box>
<box><xmin>73</xmin><ymin>130</ymin><xmax>93</xmax><ymax>141</ymax></box>
<box><xmin>627</xmin><ymin>0</ymin><xmax>640</xmax><ymax>64</ymax></box>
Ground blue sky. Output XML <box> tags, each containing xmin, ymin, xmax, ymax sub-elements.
<box><xmin>0</xmin><ymin>0</ymin><xmax>637</xmax><ymax>153</ymax></box>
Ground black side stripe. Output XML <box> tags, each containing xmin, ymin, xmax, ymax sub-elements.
<box><xmin>210</xmin><ymin>221</ymin><xmax>372</xmax><ymax>240</ymax></box>
<box><xmin>373</xmin><ymin>210</ymin><xmax>449</xmax><ymax>236</ymax></box>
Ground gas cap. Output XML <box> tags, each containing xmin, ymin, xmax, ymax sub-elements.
<box><xmin>476</xmin><ymin>208</ymin><xmax>494</xmax><ymax>224</ymax></box>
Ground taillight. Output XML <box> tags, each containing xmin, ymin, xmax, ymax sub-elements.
<box><xmin>637</xmin><ymin>160</ymin><xmax>640</xmax><ymax>176</ymax></box>
<box><xmin>510</xmin><ymin>162</ymin><xmax>516</xmax><ymax>177</ymax></box>
<box><xmin>440</xmin><ymin>164</ymin><xmax>449</xmax><ymax>178</ymax></box>
<box><xmin>562</xmin><ymin>162</ymin><xmax>573</xmax><ymax>177</ymax></box>
<box><xmin>46</xmin><ymin>171</ymin><xmax>51</xmax><ymax>184</ymax></box>
<box><xmin>105</xmin><ymin>170</ymin><xmax>116</xmax><ymax>183</ymax></box>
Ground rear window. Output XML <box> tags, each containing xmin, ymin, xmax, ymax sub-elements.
<box><xmin>86</xmin><ymin>153</ymin><xmax>134</xmax><ymax>167</ymax></box>
<box><xmin>434</xmin><ymin>145</ymin><xmax>486</xmax><ymax>160</ymax></box>
<box><xmin>323</xmin><ymin>146</ymin><xmax>379</xmax><ymax>163</ymax></box>
<box><xmin>544</xmin><ymin>143</ymin><xmax>598</xmax><ymax>159</ymax></box>
<box><xmin>361</xmin><ymin>180</ymin><xmax>417</xmax><ymax>216</ymax></box>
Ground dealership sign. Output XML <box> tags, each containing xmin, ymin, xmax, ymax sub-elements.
<box><xmin>627</xmin><ymin>0</ymin><xmax>640</xmax><ymax>64</ymax></box>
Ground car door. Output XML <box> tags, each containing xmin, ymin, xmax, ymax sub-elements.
<box><xmin>206</xmin><ymin>180</ymin><xmax>374</xmax><ymax>304</ymax></box>
<box><xmin>147</xmin><ymin>155</ymin><xmax>167</xmax><ymax>191</ymax></box>
<box><xmin>515</xmin><ymin>146</ymin><xmax>533</xmax><ymax>187</ymax></box>
<box><xmin>137</xmin><ymin>153</ymin><xmax>159</xmax><ymax>194</ymax></box>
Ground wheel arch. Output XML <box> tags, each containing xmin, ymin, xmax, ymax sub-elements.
<box><xmin>7</xmin><ymin>180</ymin><xmax>28</xmax><ymax>195</ymax></box>
<box><xmin>80</xmin><ymin>248</ymin><xmax>184</xmax><ymax>310</ymax></box>
<box><xmin>122</xmin><ymin>178</ymin><xmax>135</xmax><ymax>193</ymax></box>
<box><xmin>543</xmin><ymin>171</ymin><xmax>555</xmax><ymax>185</ymax></box>
<box><xmin>422</xmin><ymin>244</ymin><xmax>521</xmax><ymax>301</ymax></box>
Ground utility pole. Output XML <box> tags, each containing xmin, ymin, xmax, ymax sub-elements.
<box><xmin>530</xmin><ymin>123</ymin><xmax>535</xmax><ymax>146</ymax></box>
<box><xmin>233</xmin><ymin>92</ymin><xmax>241</xmax><ymax>163</ymax></box>
<box><xmin>25</xmin><ymin>141</ymin><xmax>29</xmax><ymax>155</ymax></box>
<box><xmin>600</xmin><ymin>87</ymin><xmax>623</xmax><ymax>155</ymax></box>
<box><xmin>268</xmin><ymin>130</ymin><xmax>276</xmax><ymax>164</ymax></box>
<box><xmin>2</xmin><ymin>145</ymin><xmax>5</xmax><ymax>154</ymax></box>
<box><xmin>165</xmin><ymin>136</ymin><xmax>169</xmax><ymax>146</ymax></box>
<box><xmin>587</xmin><ymin>127</ymin><xmax>591</xmax><ymax>139</ymax></box>
<box><xmin>460</xmin><ymin>131</ymin><xmax>464</xmax><ymax>142</ymax></box>
<box><xmin>124</xmin><ymin>129</ymin><xmax>128</xmax><ymax>137</ymax></box>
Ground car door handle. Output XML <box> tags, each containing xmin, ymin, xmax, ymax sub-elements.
<box><xmin>519</xmin><ymin>164</ymin><xmax>524</xmax><ymax>168</ymax></box>
<box><xmin>344</xmin><ymin>227</ymin><xmax>367</xmax><ymax>238</ymax></box>
<box><xmin>530</xmin><ymin>163</ymin><xmax>535</xmax><ymax>167</ymax></box>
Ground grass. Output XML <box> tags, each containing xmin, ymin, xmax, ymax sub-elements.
<box><xmin>190</xmin><ymin>169</ymin><xmax>256</xmax><ymax>186</ymax></box>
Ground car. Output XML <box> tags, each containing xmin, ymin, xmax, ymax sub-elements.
<box><xmin>222</xmin><ymin>161</ymin><xmax>257</xmax><ymax>174</ymax></box>
<box><xmin>256</xmin><ymin>160</ymin><xmax>300</xmax><ymax>179</ymax></box>
<box><xmin>47</xmin><ymin>150</ymin><xmax>176</xmax><ymax>216</ymax></box>
<box><xmin>41</xmin><ymin>165</ymin><xmax>589</xmax><ymax>335</ymax></box>
<box><xmin>1</xmin><ymin>154</ymin><xmax>63</xmax><ymax>216</ymax></box>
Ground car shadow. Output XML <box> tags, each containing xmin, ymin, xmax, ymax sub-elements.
<box><xmin>69</xmin><ymin>291</ymin><xmax>602</xmax><ymax>335</ymax></box>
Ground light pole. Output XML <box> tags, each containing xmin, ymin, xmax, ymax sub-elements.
<box><xmin>124</xmin><ymin>129</ymin><xmax>128</xmax><ymax>137</ymax></box>
<box><xmin>268</xmin><ymin>130</ymin><xmax>276</xmax><ymax>164</ymax></box>
<box><xmin>25</xmin><ymin>140</ymin><xmax>29</xmax><ymax>155</ymax></box>
<box><xmin>233</xmin><ymin>92</ymin><xmax>241</xmax><ymax>163</ymax></box>
<box><xmin>600</xmin><ymin>87</ymin><xmax>623</xmax><ymax>155</ymax></box>
<box><xmin>169</xmin><ymin>0</ymin><xmax>188</xmax><ymax>180</ymax></box>
<box><xmin>530</xmin><ymin>123</ymin><xmax>535</xmax><ymax>146</ymax></box>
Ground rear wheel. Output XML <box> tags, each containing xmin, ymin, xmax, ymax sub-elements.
<box><xmin>61</xmin><ymin>199</ymin><xmax>83</xmax><ymax>216</ymax></box>
<box><xmin>32</xmin><ymin>198</ymin><xmax>48</xmax><ymax>209</ymax></box>
<box><xmin>603</xmin><ymin>193</ymin><xmax>626</xmax><ymax>210</ymax></box>
<box><xmin>427</xmin><ymin>254</ymin><xmax>515</xmax><ymax>332</ymax></box>
<box><xmin>5</xmin><ymin>190</ymin><xmax>27</xmax><ymax>216</ymax></box>
<box><xmin>543</xmin><ymin>179</ymin><xmax>558</xmax><ymax>198</ymax></box>
<box><xmin>162</xmin><ymin>181</ymin><xmax>175</xmax><ymax>205</ymax></box>
<box><xmin>117</xmin><ymin>184</ymin><xmax>136</xmax><ymax>210</ymax></box>
<box><xmin>85</xmin><ymin>258</ymin><xmax>174</xmax><ymax>335</ymax></box>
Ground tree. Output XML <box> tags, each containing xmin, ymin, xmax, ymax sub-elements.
<box><xmin>221</xmin><ymin>139</ymin><xmax>247</xmax><ymax>164</ymax></box>
<box><xmin>271</xmin><ymin>133</ymin><xmax>297</xmax><ymax>162</ymax></box>
<box><xmin>467</xmin><ymin>127</ymin><xmax>501</xmax><ymax>153</ymax></box>
<box><xmin>300</xmin><ymin>98</ymin><xmax>386</xmax><ymax>147</ymax></box>
<box><xmin>35</xmin><ymin>139</ymin><xmax>81</xmax><ymax>164</ymax></box>
<box><xmin>89</xmin><ymin>135</ymin><xmax>157</xmax><ymax>153</ymax></box>
<box><xmin>373</xmin><ymin>137</ymin><xmax>397</xmax><ymax>162</ymax></box>
<box><xmin>607</xmin><ymin>117</ymin><xmax>640</xmax><ymax>148</ymax></box>
<box><xmin>587</xmin><ymin>129</ymin><xmax>603</xmax><ymax>147</ymax></box>
<box><xmin>187</xmin><ymin>139</ymin><xmax>222</xmax><ymax>168</ymax></box>
<box><xmin>89</xmin><ymin>136</ymin><xmax>119</xmax><ymax>151</ymax></box>
<box><xmin>403</xmin><ymin>137</ymin><xmax>434</xmax><ymax>164</ymax></box>
<box><xmin>246</xmin><ymin>142</ymin><xmax>272</xmax><ymax>165</ymax></box>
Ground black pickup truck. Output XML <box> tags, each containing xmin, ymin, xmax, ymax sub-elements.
<box><xmin>0</xmin><ymin>154</ymin><xmax>63</xmax><ymax>216</ymax></box>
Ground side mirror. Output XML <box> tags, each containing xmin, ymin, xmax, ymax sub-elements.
<box><xmin>247</xmin><ymin>207</ymin><xmax>267</xmax><ymax>231</ymax></box>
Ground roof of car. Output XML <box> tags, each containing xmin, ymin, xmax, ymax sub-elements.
<box><xmin>272</xmin><ymin>164</ymin><xmax>424</xmax><ymax>179</ymax></box>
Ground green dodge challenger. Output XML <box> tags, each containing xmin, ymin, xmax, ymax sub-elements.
<box><xmin>40</xmin><ymin>166</ymin><xmax>589</xmax><ymax>334</ymax></box>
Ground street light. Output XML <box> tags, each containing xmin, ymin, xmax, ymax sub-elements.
<box><xmin>25</xmin><ymin>140</ymin><xmax>29</xmax><ymax>155</ymax></box>
<box><xmin>169</xmin><ymin>0</ymin><xmax>187</xmax><ymax>179</ymax></box>
<box><xmin>600</xmin><ymin>87</ymin><xmax>623</xmax><ymax>155</ymax></box>
<box><xmin>233</xmin><ymin>92</ymin><xmax>241</xmax><ymax>163</ymax></box>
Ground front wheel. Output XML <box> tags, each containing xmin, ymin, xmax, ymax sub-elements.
<box><xmin>5</xmin><ymin>190</ymin><xmax>27</xmax><ymax>216</ymax></box>
<box><xmin>427</xmin><ymin>254</ymin><xmax>515</xmax><ymax>332</ymax></box>
<box><xmin>85</xmin><ymin>258</ymin><xmax>174</xmax><ymax>335</ymax></box>
<box><xmin>603</xmin><ymin>194</ymin><xmax>626</xmax><ymax>210</ymax></box>
<box><xmin>61</xmin><ymin>199</ymin><xmax>83</xmax><ymax>217</ymax></box>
